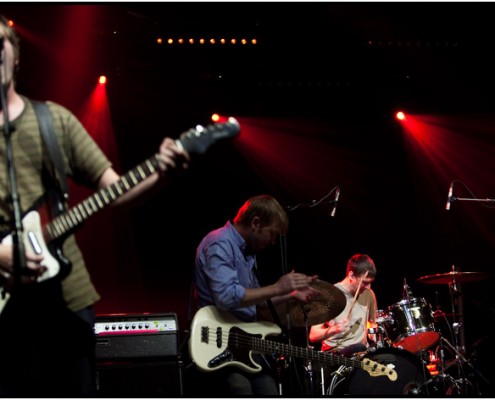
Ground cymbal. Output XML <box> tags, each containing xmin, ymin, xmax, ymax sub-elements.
<box><xmin>417</xmin><ymin>271</ymin><xmax>489</xmax><ymax>285</ymax></box>
<box><xmin>258</xmin><ymin>280</ymin><xmax>346</xmax><ymax>328</ymax></box>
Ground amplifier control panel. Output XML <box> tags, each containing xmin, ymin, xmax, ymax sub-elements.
<box><xmin>94</xmin><ymin>313</ymin><xmax>179</xmax><ymax>360</ymax></box>
<box><xmin>94</xmin><ymin>313</ymin><xmax>177</xmax><ymax>336</ymax></box>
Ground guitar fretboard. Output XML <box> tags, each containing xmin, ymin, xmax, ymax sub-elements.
<box><xmin>42</xmin><ymin>118</ymin><xmax>239</xmax><ymax>244</ymax></box>
<box><xmin>44</xmin><ymin>154</ymin><xmax>161</xmax><ymax>241</ymax></box>
<box><xmin>245</xmin><ymin>332</ymin><xmax>363</xmax><ymax>369</ymax></box>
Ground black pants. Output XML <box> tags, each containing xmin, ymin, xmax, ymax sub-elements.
<box><xmin>0</xmin><ymin>280</ymin><xmax>95</xmax><ymax>397</ymax></box>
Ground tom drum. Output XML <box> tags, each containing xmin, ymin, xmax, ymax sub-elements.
<box><xmin>382</xmin><ymin>297</ymin><xmax>440</xmax><ymax>353</ymax></box>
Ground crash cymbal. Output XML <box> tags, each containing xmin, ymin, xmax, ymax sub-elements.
<box><xmin>417</xmin><ymin>271</ymin><xmax>489</xmax><ymax>285</ymax></box>
<box><xmin>258</xmin><ymin>280</ymin><xmax>346</xmax><ymax>328</ymax></box>
<box><xmin>308</xmin><ymin>279</ymin><xmax>347</xmax><ymax>322</ymax></box>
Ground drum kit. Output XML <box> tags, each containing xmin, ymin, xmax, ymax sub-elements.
<box><xmin>264</xmin><ymin>268</ymin><xmax>490</xmax><ymax>396</ymax></box>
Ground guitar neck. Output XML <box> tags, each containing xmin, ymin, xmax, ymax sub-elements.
<box><xmin>44</xmin><ymin>154</ymin><xmax>161</xmax><ymax>242</ymax></box>
<box><xmin>251</xmin><ymin>335</ymin><xmax>363</xmax><ymax>369</ymax></box>
<box><xmin>42</xmin><ymin>118</ymin><xmax>240</xmax><ymax>244</ymax></box>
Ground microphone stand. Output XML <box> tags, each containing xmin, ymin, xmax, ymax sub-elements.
<box><xmin>277</xmin><ymin>234</ymin><xmax>289</xmax><ymax>396</ymax></box>
<box><xmin>280</xmin><ymin>186</ymin><xmax>340</xmax><ymax>395</ymax></box>
<box><xmin>0</xmin><ymin>47</ymin><xmax>28</xmax><ymax>298</ymax></box>
<box><xmin>284</xmin><ymin>186</ymin><xmax>340</xmax><ymax>213</ymax></box>
<box><xmin>449</xmin><ymin>196</ymin><xmax>495</xmax><ymax>205</ymax></box>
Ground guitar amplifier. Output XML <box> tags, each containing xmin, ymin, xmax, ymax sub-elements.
<box><xmin>94</xmin><ymin>312</ymin><xmax>178</xmax><ymax>360</ymax></box>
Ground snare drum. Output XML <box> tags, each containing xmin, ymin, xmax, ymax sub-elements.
<box><xmin>382</xmin><ymin>297</ymin><xmax>440</xmax><ymax>353</ymax></box>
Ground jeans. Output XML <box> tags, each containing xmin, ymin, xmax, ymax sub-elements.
<box><xmin>194</xmin><ymin>354</ymin><xmax>279</xmax><ymax>396</ymax></box>
<box><xmin>227</xmin><ymin>370</ymin><xmax>279</xmax><ymax>396</ymax></box>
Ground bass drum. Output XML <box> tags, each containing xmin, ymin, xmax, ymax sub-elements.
<box><xmin>345</xmin><ymin>348</ymin><xmax>432</xmax><ymax>396</ymax></box>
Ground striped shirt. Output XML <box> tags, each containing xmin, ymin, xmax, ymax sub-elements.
<box><xmin>0</xmin><ymin>96</ymin><xmax>111</xmax><ymax>312</ymax></box>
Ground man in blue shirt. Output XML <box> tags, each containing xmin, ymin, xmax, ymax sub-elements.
<box><xmin>194</xmin><ymin>194</ymin><xmax>318</xmax><ymax>395</ymax></box>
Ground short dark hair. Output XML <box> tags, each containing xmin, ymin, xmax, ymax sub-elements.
<box><xmin>346</xmin><ymin>253</ymin><xmax>376</xmax><ymax>278</ymax></box>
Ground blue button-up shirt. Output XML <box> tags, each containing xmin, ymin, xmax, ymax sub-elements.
<box><xmin>195</xmin><ymin>220</ymin><xmax>260</xmax><ymax>322</ymax></box>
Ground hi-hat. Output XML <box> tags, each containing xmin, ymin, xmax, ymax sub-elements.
<box><xmin>417</xmin><ymin>271</ymin><xmax>489</xmax><ymax>285</ymax></box>
<box><xmin>258</xmin><ymin>280</ymin><xmax>346</xmax><ymax>327</ymax></box>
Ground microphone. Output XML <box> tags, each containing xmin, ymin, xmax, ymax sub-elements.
<box><xmin>445</xmin><ymin>181</ymin><xmax>454</xmax><ymax>210</ymax></box>
<box><xmin>330</xmin><ymin>187</ymin><xmax>340</xmax><ymax>217</ymax></box>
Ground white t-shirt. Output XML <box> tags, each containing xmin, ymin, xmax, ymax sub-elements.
<box><xmin>322</xmin><ymin>283</ymin><xmax>377</xmax><ymax>352</ymax></box>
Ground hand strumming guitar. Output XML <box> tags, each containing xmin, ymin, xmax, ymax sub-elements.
<box><xmin>0</xmin><ymin>243</ymin><xmax>47</xmax><ymax>289</ymax></box>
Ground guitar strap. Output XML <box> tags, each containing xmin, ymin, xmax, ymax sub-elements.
<box><xmin>31</xmin><ymin>100</ymin><xmax>69</xmax><ymax>215</ymax></box>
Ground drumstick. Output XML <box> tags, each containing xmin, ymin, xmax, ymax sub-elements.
<box><xmin>347</xmin><ymin>271</ymin><xmax>368</xmax><ymax>319</ymax></box>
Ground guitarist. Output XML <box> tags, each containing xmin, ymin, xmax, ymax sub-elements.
<box><xmin>0</xmin><ymin>16</ymin><xmax>189</xmax><ymax>397</ymax></box>
<box><xmin>194</xmin><ymin>194</ymin><xmax>319</xmax><ymax>396</ymax></box>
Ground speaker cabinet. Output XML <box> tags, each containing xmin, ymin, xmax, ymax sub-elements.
<box><xmin>94</xmin><ymin>312</ymin><xmax>182</xmax><ymax>396</ymax></box>
<box><xmin>96</xmin><ymin>360</ymin><xmax>182</xmax><ymax>397</ymax></box>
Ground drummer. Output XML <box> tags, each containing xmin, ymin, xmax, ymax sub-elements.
<box><xmin>309</xmin><ymin>253</ymin><xmax>378</xmax><ymax>357</ymax></box>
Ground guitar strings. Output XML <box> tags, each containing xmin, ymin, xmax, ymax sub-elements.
<box><xmin>200</xmin><ymin>329</ymin><xmax>367</xmax><ymax>369</ymax></box>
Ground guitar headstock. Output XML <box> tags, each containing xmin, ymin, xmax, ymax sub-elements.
<box><xmin>361</xmin><ymin>357</ymin><xmax>398</xmax><ymax>381</ymax></box>
<box><xmin>177</xmin><ymin>117</ymin><xmax>240</xmax><ymax>155</ymax></box>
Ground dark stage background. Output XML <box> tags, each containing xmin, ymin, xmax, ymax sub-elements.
<box><xmin>3</xmin><ymin>3</ymin><xmax>495</xmax><ymax>396</ymax></box>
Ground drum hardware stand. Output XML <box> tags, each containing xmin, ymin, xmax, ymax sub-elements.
<box><xmin>467</xmin><ymin>336</ymin><xmax>490</xmax><ymax>395</ymax></box>
<box><xmin>419</xmin><ymin>335</ymin><xmax>479</xmax><ymax>395</ymax></box>
<box><xmin>417</xmin><ymin>266</ymin><xmax>491</xmax><ymax>395</ymax></box>
<box><xmin>319</xmin><ymin>364</ymin><xmax>326</xmax><ymax>395</ymax></box>
<box><xmin>444</xmin><ymin>266</ymin><xmax>480</xmax><ymax>394</ymax></box>
<box><xmin>275</xmin><ymin>354</ymin><xmax>288</xmax><ymax>396</ymax></box>
<box><xmin>301</xmin><ymin>305</ymin><xmax>316</xmax><ymax>396</ymax></box>
<box><xmin>415</xmin><ymin>337</ymin><xmax>455</xmax><ymax>396</ymax></box>
<box><xmin>303</xmin><ymin>357</ymin><xmax>315</xmax><ymax>396</ymax></box>
<box><xmin>431</xmin><ymin>267</ymin><xmax>470</xmax><ymax>394</ymax></box>
<box><xmin>402</xmin><ymin>278</ymin><xmax>413</xmax><ymax>302</ymax></box>
<box><xmin>422</xmin><ymin>333</ymin><xmax>454</xmax><ymax>395</ymax></box>
<box><xmin>368</xmin><ymin>325</ymin><xmax>388</xmax><ymax>350</ymax></box>
<box><xmin>447</xmin><ymin>266</ymin><xmax>465</xmax><ymax>354</ymax></box>
<box><xmin>436</xmin><ymin>335</ymin><xmax>487</xmax><ymax>395</ymax></box>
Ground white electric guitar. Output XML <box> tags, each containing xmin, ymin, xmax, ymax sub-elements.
<box><xmin>189</xmin><ymin>305</ymin><xmax>398</xmax><ymax>381</ymax></box>
<box><xmin>0</xmin><ymin>118</ymin><xmax>240</xmax><ymax>313</ymax></box>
